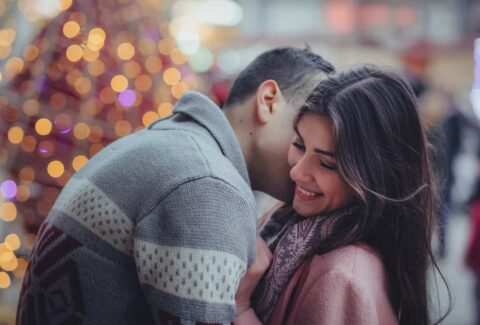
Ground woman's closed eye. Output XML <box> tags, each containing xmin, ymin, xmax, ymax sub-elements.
<box><xmin>319</xmin><ymin>160</ymin><xmax>336</xmax><ymax>170</ymax></box>
<box><xmin>293</xmin><ymin>141</ymin><xmax>337</xmax><ymax>170</ymax></box>
<box><xmin>292</xmin><ymin>141</ymin><xmax>305</xmax><ymax>151</ymax></box>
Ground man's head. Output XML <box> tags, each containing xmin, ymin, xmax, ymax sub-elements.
<box><xmin>223</xmin><ymin>47</ymin><xmax>335</xmax><ymax>203</ymax></box>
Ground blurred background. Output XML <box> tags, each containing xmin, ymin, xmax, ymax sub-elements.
<box><xmin>0</xmin><ymin>0</ymin><xmax>479</xmax><ymax>324</ymax></box>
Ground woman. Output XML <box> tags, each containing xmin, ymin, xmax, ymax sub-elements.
<box><xmin>234</xmin><ymin>65</ymin><xmax>449</xmax><ymax>325</ymax></box>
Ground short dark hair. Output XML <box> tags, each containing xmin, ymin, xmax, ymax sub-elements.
<box><xmin>223</xmin><ymin>47</ymin><xmax>335</xmax><ymax>109</ymax></box>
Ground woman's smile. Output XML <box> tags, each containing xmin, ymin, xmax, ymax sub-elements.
<box><xmin>295</xmin><ymin>185</ymin><xmax>323</xmax><ymax>201</ymax></box>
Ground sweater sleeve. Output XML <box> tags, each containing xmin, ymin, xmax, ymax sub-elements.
<box><xmin>294</xmin><ymin>269</ymin><xmax>379</xmax><ymax>325</ymax></box>
<box><xmin>134</xmin><ymin>176</ymin><xmax>257</xmax><ymax>324</ymax></box>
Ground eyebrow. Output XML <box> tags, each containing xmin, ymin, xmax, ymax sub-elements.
<box><xmin>293</xmin><ymin>125</ymin><xmax>335</xmax><ymax>157</ymax></box>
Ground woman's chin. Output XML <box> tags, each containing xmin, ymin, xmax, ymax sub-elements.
<box><xmin>292</xmin><ymin>201</ymin><xmax>322</xmax><ymax>218</ymax></box>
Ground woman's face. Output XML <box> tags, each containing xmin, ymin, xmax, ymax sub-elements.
<box><xmin>288</xmin><ymin>113</ymin><xmax>356</xmax><ymax>217</ymax></box>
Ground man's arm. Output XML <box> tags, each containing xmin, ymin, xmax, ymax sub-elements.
<box><xmin>134</xmin><ymin>176</ymin><xmax>257</xmax><ymax>324</ymax></box>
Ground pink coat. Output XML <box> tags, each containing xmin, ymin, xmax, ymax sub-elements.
<box><xmin>236</xmin><ymin>244</ymin><xmax>398</xmax><ymax>325</ymax></box>
<box><xmin>466</xmin><ymin>200</ymin><xmax>480</xmax><ymax>273</ymax></box>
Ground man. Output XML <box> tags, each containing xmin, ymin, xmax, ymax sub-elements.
<box><xmin>16</xmin><ymin>47</ymin><xmax>334</xmax><ymax>324</ymax></box>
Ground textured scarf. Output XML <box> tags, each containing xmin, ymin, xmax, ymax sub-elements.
<box><xmin>251</xmin><ymin>204</ymin><xmax>359</xmax><ymax>323</ymax></box>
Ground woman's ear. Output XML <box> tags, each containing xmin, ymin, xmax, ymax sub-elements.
<box><xmin>255</xmin><ymin>80</ymin><xmax>282</xmax><ymax>124</ymax></box>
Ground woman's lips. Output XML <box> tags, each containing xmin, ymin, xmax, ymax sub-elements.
<box><xmin>295</xmin><ymin>185</ymin><xmax>323</xmax><ymax>201</ymax></box>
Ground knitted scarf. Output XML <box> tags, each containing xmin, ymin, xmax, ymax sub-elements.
<box><xmin>252</xmin><ymin>204</ymin><xmax>359</xmax><ymax>323</ymax></box>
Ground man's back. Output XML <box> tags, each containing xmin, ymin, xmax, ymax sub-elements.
<box><xmin>16</xmin><ymin>92</ymin><xmax>257</xmax><ymax>325</ymax></box>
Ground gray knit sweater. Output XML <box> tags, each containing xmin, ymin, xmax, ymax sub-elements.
<box><xmin>16</xmin><ymin>92</ymin><xmax>257</xmax><ymax>325</ymax></box>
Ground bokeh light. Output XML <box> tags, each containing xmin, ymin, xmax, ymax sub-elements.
<box><xmin>158</xmin><ymin>102</ymin><xmax>174</xmax><ymax>117</ymax></box>
<box><xmin>163</xmin><ymin>67</ymin><xmax>181</xmax><ymax>85</ymax></box>
<box><xmin>111</xmin><ymin>75</ymin><xmax>129</xmax><ymax>92</ymax></box>
<box><xmin>117</xmin><ymin>42</ymin><xmax>135</xmax><ymax>60</ymax></box>
<box><xmin>4</xmin><ymin>234</ymin><xmax>21</xmax><ymax>251</ymax></box>
<box><xmin>47</xmin><ymin>160</ymin><xmax>65</xmax><ymax>178</ymax></box>
<box><xmin>0</xmin><ymin>272</ymin><xmax>11</xmax><ymax>289</ymax></box>
<box><xmin>72</xmin><ymin>155</ymin><xmax>89</xmax><ymax>171</ymax></box>
<box><xmin>35</xmin><ymin>118</ymin><xmax>53</xmax><ymax>136</ymax></box>
<box><xmin>115</xmin><ymin>120</ymin><xmax>132</xmax><ymax>137</ymax></box>
<box><xmin>63</xmin><ymin>20</ymin><xmax>80</xmax><ymax>38</ymax></box>
<box><xmin>0</xmin><ymin>202</ymin><xmax>17</xmax><ymax>222</ymax></box>
<box><xmin>73</xmin><ymin>122</ymin><xmax>91</xmax><ymax>140</ymax></box>
<box><xmin>0</xmin><ymin>180</ymin><xmax>17</xmax><ymax>199</ymax></box>
<box><xmin>66</xmin><ymin>44</ymin><xmax>83</xmax><ymax>62</ymax></box>
<box><xmin>118</xmin><ymin>89</ymin><xmax>136</xmax><ymax>107</ymax></box>
<box><xmin>142</xmin><ymin>111</ymin><xmax>160</xmax><ymax>126</ymax></box>
<box><xmin>7</xmin><ymin>126</ymin><xmax>24</xmax><ymax>144</ymax></box>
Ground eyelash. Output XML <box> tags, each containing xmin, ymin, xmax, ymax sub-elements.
<box><xmin>291</xmin><ymin>141</ymin><xmax>337</xmax><ymax>171</ymax></box>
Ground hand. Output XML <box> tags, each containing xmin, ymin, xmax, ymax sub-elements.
<box><xmin>235</xmin><ymin>236</ymin><xmax>273</xmax><ymax>315</ymax></box>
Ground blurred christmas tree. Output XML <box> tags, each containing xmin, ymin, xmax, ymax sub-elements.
<box><xmin>0</xmin><ymin>0</ymin><xmax>199</xmax><ymax>311</ymax></box>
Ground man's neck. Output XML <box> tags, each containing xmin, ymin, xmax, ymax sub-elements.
<box><xmin>225</xmin><ymin>106</ymin><xmax>258</xmax><ymax>190</ymax></box>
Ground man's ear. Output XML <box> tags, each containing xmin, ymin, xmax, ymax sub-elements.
<box><xmin>255</xmin><ymin>80</ymin><xmax>282</xmax><ymax>124</ymax></box>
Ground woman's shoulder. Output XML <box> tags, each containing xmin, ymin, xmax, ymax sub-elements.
<box><xmin>289</xmin><ymin>245</ymin><xmax>398</xmax><ymax>325</ymax></box>
<box><xmin>308</xmin><ymin>244</ymin><xmax>386</xmax><ymax>284</ymax></box>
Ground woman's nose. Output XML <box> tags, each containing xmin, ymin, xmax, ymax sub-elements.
<box><xmin>290</xmin><ymin>155</ymin><xmax>313</xmax><ymax>183</ymax></box>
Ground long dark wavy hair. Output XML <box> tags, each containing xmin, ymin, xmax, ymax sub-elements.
<box><xmin>296</xmin><ymin>65</ymin><xmax>450</xmax><ymax>325</ymax></box>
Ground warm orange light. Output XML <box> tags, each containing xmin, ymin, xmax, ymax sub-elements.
<box><xmin>157</xmin><ymin>102</ymin><xmax>174</xmax><ymax>118</ymax></box>
<box><xmin>88</xmin><ymin>126</ymin><xmax>103</xmax><ymax>143</ymax></box>
<box><xmin>145</xmin><ymin>56</ymin><xmax>163</xmax><ymax>73</ymax></box>
<box><xmin>135</xmin><ymin>74</ymin><xmax>152</xmax><ymax>92</ymax></box>
<box><xmin>123</xmin><ymin>61</ymin><xmax>142</xmax><ymax>78</ymax></box>
<box><xmin>73</xmin><ymin>122</ymin><xmax>91</xmax><ymax>140</ymax></box>
<box><xmin>117</xmin><ymin>42</ymin><xmax>135</xmax><ymax>60</ymax></box>
<box><xmin>7</xmin><ymin>126</ymin><xmax>24</xmax><ymax>144</ymax></box>
<box><xmin>158</xmin><ymin>38</ymin><xmax>175</xmax><ymax>55</ymax></box>
<box><xmin>35</xmin><ymin>118</ymin><xmax>53</xmax><ymax>136</ymax></box>
<box><xmin>83</xmin><ymin>47</ymin><xmax>100</xmax><ymax>62</ymax></box>
<box><xmin>23</xmin><ymin>45</ymin><xmax>39</xmax><ymax>61</ymax></box>
<box><xmin>66</xmin><ymin>44</ymin><xmax>83</xmax><ymax>62</ymax></box>
<box><xmin>87</xmin><ymin>60</ymin><xmax>105</xmax><ymax>77</ymax></box>
<box><xmin>99</xmin><ymin>87</ymin><xmax>116</xmax><ymax>104</ymax></box>
<box><xmin>1</xmin><ymin>255</ymin><xmax>18</xmax><ymax>272</ymax></box>
<box><xmin>16</xmin><ymin>185</ymin><xmax>31</xmax><ymax>202</ymax></box>
<box><xmin>63</xmin><ymin>21</ymin><xmax>80</xmax><ymax>38</ymax></box>
<box><xmin>72</xmin><ymin>155</ymin><xmax>89</xmax><ymax>171</ymax></box>
<box><xmin>47</xmin><ymin>160</ymin><xmax>65</xmax><ymax>178</ymax></box>
<box><xmin>0</xmin><ymin>28</ymin><xmax>15</xmax><ymax>45</ymax></box>
<box><xmin>111</xmin><ymin>75</ymin><xmax>129</xmax><ymax>92</ymax></box>
<box><xmin>87</xmin><ymin>28</ymin><xmax>106</xmax><ymax>50</ymax></box>
<box><xmin>21</xmin><ymin>135</ymin><xmax>37</xmax><ymax>153</ymax></box>
<box><xmin>23</xmin><ymin>99</ymin><xmax>39</xmax><ymax>116</ymax></box>
<box><xmin>171</xmin><ymin>48</ymin><xmax>188</xmax><ymax>65</ymax></box>
<box><xmin>171</xmin><ymin>82</ymin><xmax>189</xmax><ymax>99</ymax></box>
<box><xmin>142</xmin><ymin>111</ymin><xmax>160</xmax><ymax>127</ymax></box>
<box><xmin>163</xmin><ymin>68</ymin><xmax>181</xmax><ymax>86</ymax></box>
<box><xmin>74</xmin><ymin>77</ymin><xmax>92</xmax><ymax>95</ymax></box>
<box><xmin>58</xmin><ymin>0</ymin><xmax>73</xmax><ymax>11</ymax></box>
<box><xmin>19</xmin><ymin>167</ymin><xmax>35</xmax><ymax>183</ymax></box>
<box><xmin>4</xmin><ymin>234</ymin><xmax>20</xmax><ymax>251</ymax></box>
<box><xmin>0</xmin><ymin>202</ymin><xmax>17</xmax><ymax>222</ymax></box>
<box><xmin>5</xmin><ymin>57</ymin><xmax>24</xmax><ymax>78</ymax></box>
<box><xmin>115</xmin><ymin>120</ymin><xmax>132</xmax><ymax>137</ymax></box>
<box><xmin>0</xmin><ymin>271</ymin><xmax>11</xmax><ymax>289</ymax></box>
